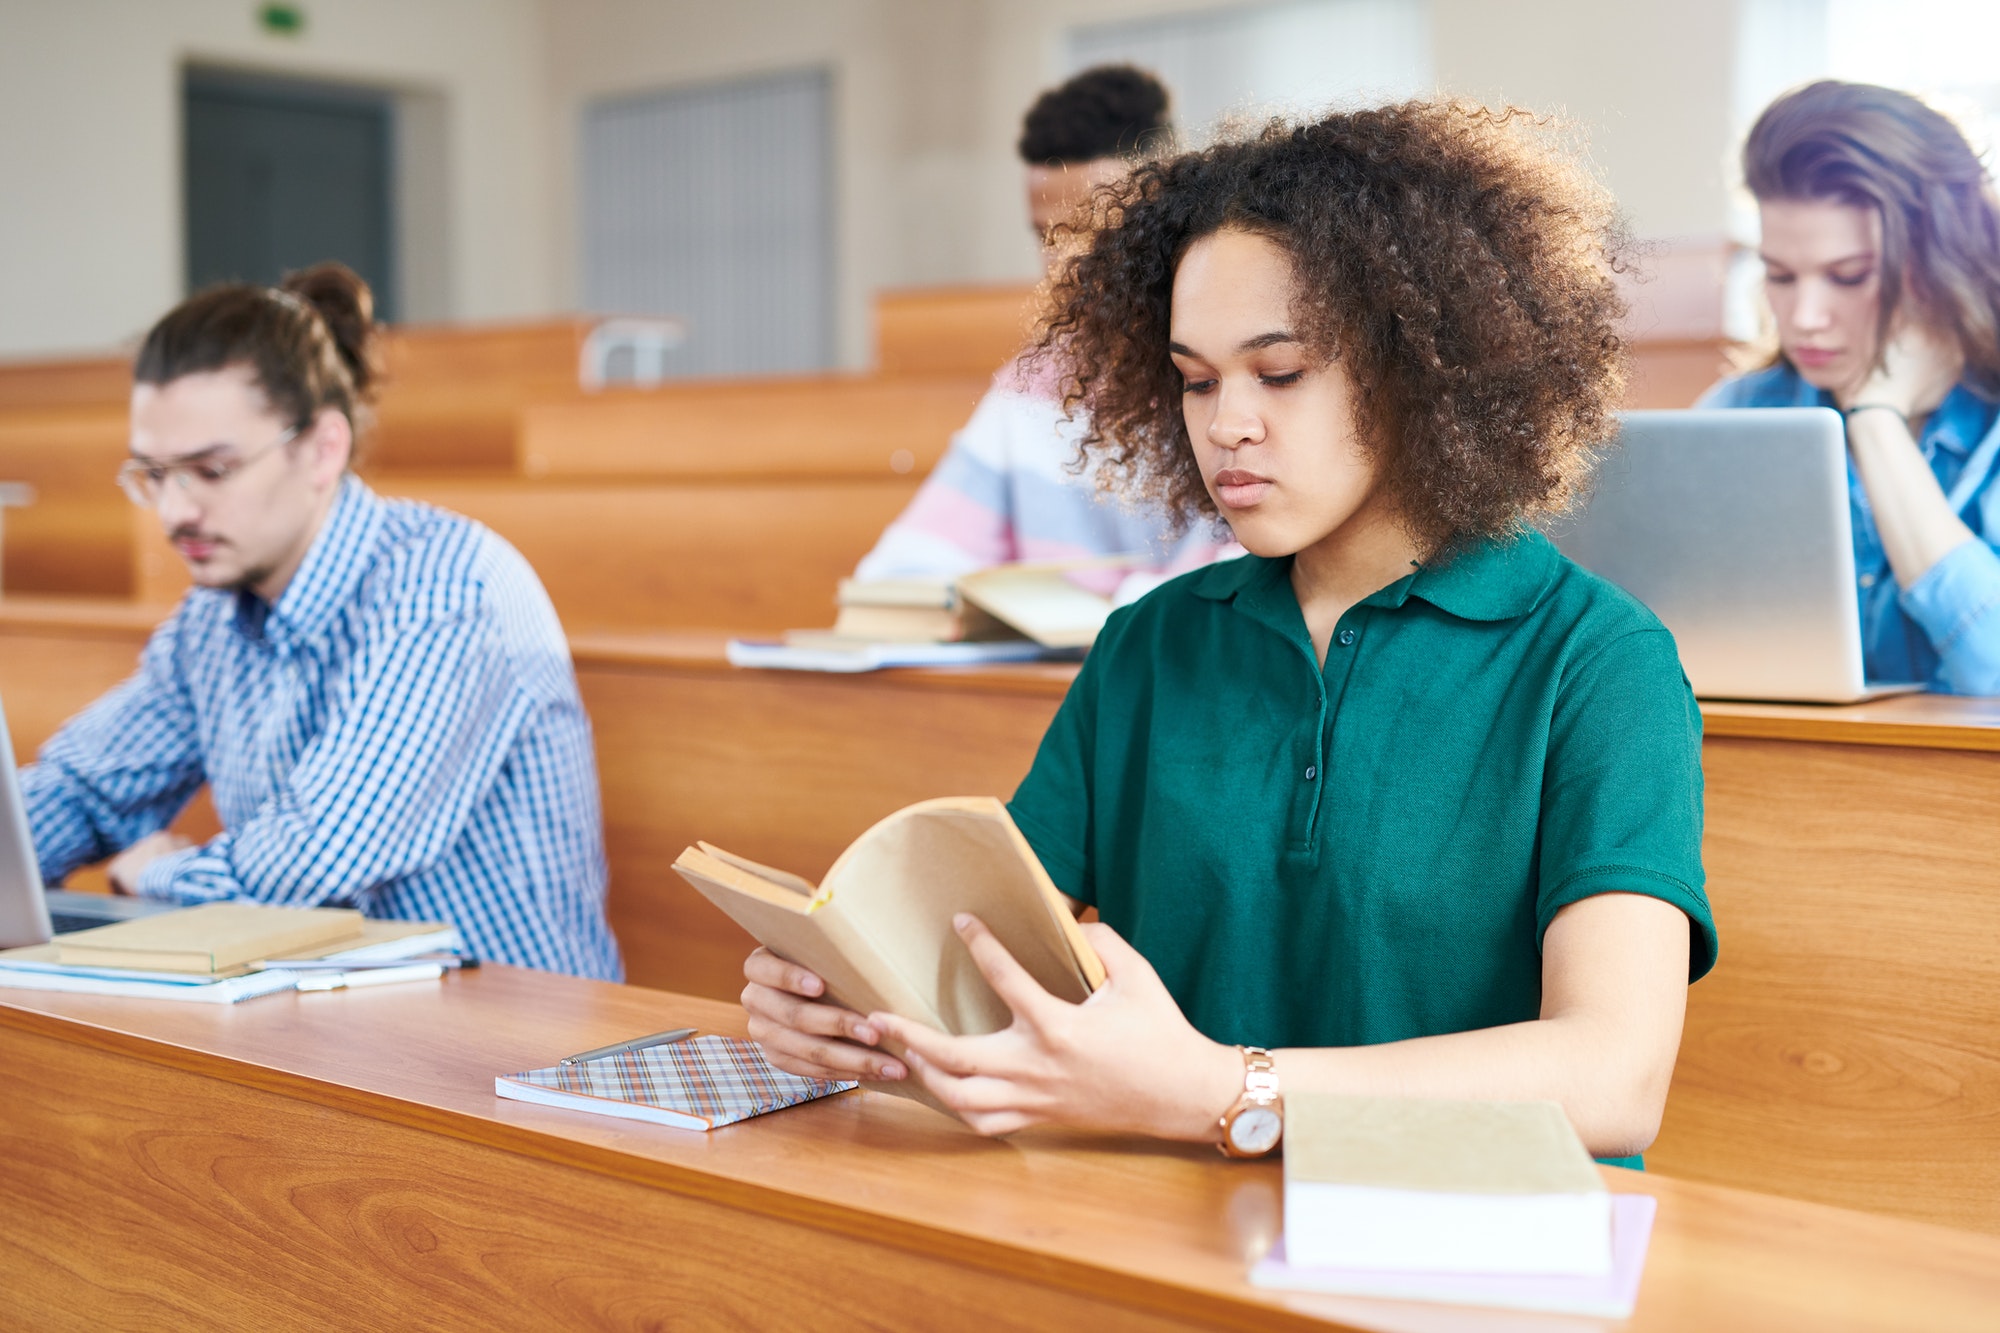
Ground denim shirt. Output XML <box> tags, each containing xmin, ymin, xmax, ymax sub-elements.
<box><xmin>1698</xmin><ymin>365</ymin><xmax>2000</xmax><ymax>695</ymax></box>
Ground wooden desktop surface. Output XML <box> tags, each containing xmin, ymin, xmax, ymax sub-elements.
<box><xmin>3</xmin><ymin>603</ymin><xmax>1998</xmax><ymax>1237</ymax></box>
<box><xmin>2</xmin><ymin>967</ymin><xmax>1996</xmax><ymax>1332</ymax></box>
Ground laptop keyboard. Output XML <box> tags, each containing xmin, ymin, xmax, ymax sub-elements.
<box><xmin>48</xmin><ymin>911</ymin><xmax>116</xmax><ymax>936</ymax></box>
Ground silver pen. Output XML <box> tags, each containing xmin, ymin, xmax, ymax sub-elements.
<box><xmin>559</xmin><ymin>1026</ymin><xmax>697</xmax><ymax>1065</ymax></box>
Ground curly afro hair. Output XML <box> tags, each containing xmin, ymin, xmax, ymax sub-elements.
<box><xmin>1031</xmin><ymin>100</ymin><xmax>1631</xmax><ymax>550</ymax></box>
<box><xmin>1018</xmin><ymin>65</ymin><xmax>1173</xmax><ymax>166</ymax></box>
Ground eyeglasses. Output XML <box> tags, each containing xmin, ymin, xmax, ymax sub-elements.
<box><xmin>116</xmin><ymin>426</ymin><xmax>299</xmax><ymax>508</ymax></box>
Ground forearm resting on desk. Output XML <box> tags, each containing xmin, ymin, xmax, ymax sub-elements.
<box><xmin>1273</xmin><ymin>894</ymin><xmax>1691</xmax><ymax>1158</ymax></box>
<box><xmin>758</xmin><ymin>893</ymin><xmax>1692</xmax><ymax>1156</ymax></box>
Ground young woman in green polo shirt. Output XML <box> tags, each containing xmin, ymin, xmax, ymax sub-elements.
<box><xmin>743</xmin><ymin>102</ymin><xmax>1717</xmax><ymax>1162</ymax></box>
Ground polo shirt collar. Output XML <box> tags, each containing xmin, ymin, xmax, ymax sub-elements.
<box><xmin>1403</xmin><ymin>530</ymin><xmax>1560</xmax><ymax>622</ymax></box>
<box><xmin>1189</xmin><ymin>529</ymin><xmax>1558</xmax><ymax>628</ymax></box>
<box><xmin>1190</xmin><ymin>551</ymin><xmax>1301</xmax><ymax>645</ymax></box>
<box><xmin>231</xmin><ymin>476</ymin><xmax>384</xmax><ymax>649</ymax></box>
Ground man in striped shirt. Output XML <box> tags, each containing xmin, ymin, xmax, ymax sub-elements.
<box><xmin>19</xmin><ymin>268</ymin><xmax>621</xmax><ymax>980</ymax></box>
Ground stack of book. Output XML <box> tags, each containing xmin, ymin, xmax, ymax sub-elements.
<box><xmin>0</xmin><ymin>902</ymin><xmax>460</xmax><ymax>1003</ymax></box>
<box><xmin>729</xmin><ymin>558</ymin><xmax>1136</xmax><ymax>673</ymax></box>
<box><xmin>1251</xmin><ymin>1095</ymin><xmax>1656</xmax><ymax>1319</ymax></box>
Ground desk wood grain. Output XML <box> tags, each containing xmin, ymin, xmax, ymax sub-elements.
<box><xmin>6</xmin><ymin>604</ymin><xmax>1999</xmax><ymax>1236</ymax></box>
<box><xmin>2</xmin><ymin>971</ymin><xmax>1996</xmax><ymax>1332</ymax></box>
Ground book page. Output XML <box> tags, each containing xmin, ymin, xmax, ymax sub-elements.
<box><xmin>956</xmin><ymin>565</ymin><xmax>1120</xmax><ymax>649</ymax></box>
<box><xmin>820</xmin><ymin>798</ymin><xmax>1098</xmax><ymax>1036</ymax></box>
<box><xmin>673</xmin><ymin>848</ymin><xmax>938</xmax><ymax>1024</ymax></box>
<box><xmin>696</xmin><ymin>843</ymin><xmax>821</xmax><ymax>901</ymax></box>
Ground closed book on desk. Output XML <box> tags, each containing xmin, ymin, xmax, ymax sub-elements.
<box><xmin>1251</xmin><ymin>1194</ymin><xmax>1655</xmax><ymax>1319</ymax></box>
<box><xmin>1283</xmin><ymin>1095</ymin><xmax>1612</xmax><ymax>1277</ymax></box>
<box><xmin>832</xmin><ymin>578</ymin><xmax>1013</xmax><ymax>643</ymax></box>
<box><xmin>496</xmin><ymin>1035</ymin><xmax>853</xmax><ymax>1130</ymax></box>
<box><xmin>671</xmin><ymin>797</ymin><xmax>1102</xmax><ymax>1109</ymax></box>
<box><xmin>56</xmin><ymin>902</ymin><xmax>366</xmax><ymax>975</ymax></box>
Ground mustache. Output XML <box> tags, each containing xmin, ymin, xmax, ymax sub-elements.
<box><xmin>167</xmin><ymin>525</ymin><xmax>224</xmax><ymax>544</ymax></box>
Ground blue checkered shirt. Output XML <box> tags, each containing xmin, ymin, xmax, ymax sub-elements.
<box><xmin>21</xmin><ymin>478</ymin><xmax>623</xmax><ymax>980</ymax></box>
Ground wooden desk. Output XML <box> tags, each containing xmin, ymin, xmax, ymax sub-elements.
<box><xmin>566</xmin><ymin>640</ymin><xmax>2000</xmax><ymax>1238</ymax></box>
<box><xmin>3</xmin><ymin>969</ymin><xmax>1996</xmax><ymax>1331</ymax></box>
<box><xmin>1664</xmin><ymin>696</ymin><xmax>2000</xmax><ymax>1234</ymax></box>
<box><xmin>6</xmin><ymin>603</ymin><xmax>1999</xmax><ymax>1236</ymax></box>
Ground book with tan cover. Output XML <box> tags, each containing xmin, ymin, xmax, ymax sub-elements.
<box><xmin>55</xmin><ymin>902</ymin><xmax>367</xmax><ymax>974</ymax></box>
<box><xmin>671</xmin><ymin>797</ymin><xmax>1103</xmax><ymax>1109</ymax></box>
<box><xmin>954</xmin><ymin>559</ymin><xmax>1132</xmax><ymax>650</ymax></box>
<box><xmin>1283</xmin><ymin>1095</ymin><xmax>1612</xmax><ymax>1276</ymax></box>
<box><xmin>824</xmin><ymin>557</ymin><xmax>1143</xmax><ymax>651</ymax></box>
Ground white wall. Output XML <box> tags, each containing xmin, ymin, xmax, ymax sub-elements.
<box><xmin>955</xmin><ymin>0</ymin><xmax>1745</xmax><ymax>313</ymax></box>
<box><xmin>542</xmin><ymin>0</ymin><xmax>996</xmax><ymax>370</ymax></box>
<box><xmin>0</xmin><ymin>0</ymin><xmax>554</xmax><ymax>358</ymax></box>
<box><xmin>0</xmin><ymin>0</ymin><xmax>1752</xmax><ymax>362</ymax></box>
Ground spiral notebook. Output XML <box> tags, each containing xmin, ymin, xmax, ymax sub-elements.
<box><xmin>496</xmin><ymin>1034</ymin><xmax>854</xmax><ymax>1130</ymax></box>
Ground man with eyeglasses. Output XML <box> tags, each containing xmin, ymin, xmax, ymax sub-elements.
<box><xmin>18</xmin><ymin>268</ymin><xmax>622</xmax><ymax>980</ymax></box>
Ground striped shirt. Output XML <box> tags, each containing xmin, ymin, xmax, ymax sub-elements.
<box><xmin>21</xmin><ymin>477</ymin><xmax>623</xmax><ymax>980</ymax></box>
<box><xmin>854</xmin><ymin>369</ymin><xmax>1238</xmax><ymax>599</ymax></box>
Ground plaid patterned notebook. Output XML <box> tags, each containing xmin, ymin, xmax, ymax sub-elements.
<box><xmin>495</xmin><ymin>1035</ymin><xmax>855</xmax><ymax>1130</ymax></box>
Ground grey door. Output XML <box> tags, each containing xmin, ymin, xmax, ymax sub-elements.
<box><xmin>184</xmin><ymin>70</ymin><xmax>396</xmax><ymax>320</ymax></box>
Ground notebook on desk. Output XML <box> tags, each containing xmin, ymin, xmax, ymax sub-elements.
<box><xmin>496</xmin><ymin>1035</ymin><xmax>854</xmax><ymax>1130</ymax></box>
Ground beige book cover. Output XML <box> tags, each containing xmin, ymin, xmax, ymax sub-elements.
<box><xmin>823</xmin><ymin>602</ymin><xmax>1015</xmax><ymax>644</ymax></box>
<box><xmin>835</xmin><ymin>577</ymin><xmax>958</xmax><ymax>610</ymax></box>
<box><xmin>955</xmin><ymin>557</ymin><xmax>1140</xmax><ymax>650</ymax></box>
<box><xmin>1283</xmin><ymin>1095</ymin><xmax>1612</xmax><ymax>1276</ymax></box>
<box><xmin>1285</xmin><ymin>1095</ymin><xmax>1606</xmax><ymax>1195</ymax></box>
<box><xmin>672</xmin><ymin>796</ymin><xmax>1103</xmax><ymax>1110</ymax></box>
<box><xmin>55</xmin><ymin>902</ymin><xmax>367</xmax><ymax>975</ymax></box>
<box><xmin>8</xmin><ymin>916</ymin><xmax>449</xmax><ymax>980</ymax></box>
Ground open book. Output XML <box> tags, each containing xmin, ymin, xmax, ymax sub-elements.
<box><xmin>828</xmin><ymin>556</ymin><xmax>1142</xmax><ymax>649</ymax></box>
<box><xmin>671</xmin><ymin>797</ymin><xmax>1103</xmax><ymax>1108</ymax></box>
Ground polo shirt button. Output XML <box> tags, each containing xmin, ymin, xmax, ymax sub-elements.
<box><xmin>1337</xmin><ymin>629</ymin><xmax>1356</xmax><ymax>646</ymax></box>
<box><xmin>1859</xmin><ymin>573</ymin><xmax>1877</xmax><ymax>589</ymax></box>
<box><xmin>1304</xmin><ymin>766</ymin><xmax>1318</xmax><ymax>781</ymax></box>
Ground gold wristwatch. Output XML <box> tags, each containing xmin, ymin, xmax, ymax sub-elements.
<box><xmin>1217</xmin><ymin>1046</ymin><xmax>1283</xmax><ymax>1157</ymax></box>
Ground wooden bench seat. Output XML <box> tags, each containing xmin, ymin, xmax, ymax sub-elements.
<box><xmin>364</xmin><ymin>319</ymin><xmax>595</xmax><ymax>471</ymax></box>
<box><xmin>0</xmin><ymin>354</ymin><xmax>131</xmax><ymax>414</ymax></box>
<box><xmin>132</xmin><ymin>474</ymin><xmax>918</xmax><ymax>631</ymax></box>
<box><xmin>1626</xmin><ymin>336</ymin><xmax>1737</xmax><ymax>409</ymax></box>
<box><xmin>875</xmin><ymin>283</ymin><xmax>1036</xmax><ymax>377</ymax></box>
<box><xmin>517</xmin><ymin>375</ymin><xmax>988</xmax><ymax>479</ymax></box>
<box><xmin>0</xmin><ymin>407</ymin><xmax>133</xmax><ymax>597</ymax></box>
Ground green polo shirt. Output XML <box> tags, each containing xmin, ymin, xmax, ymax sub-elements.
<box><xmin>1008</xmin><ymin>531</ymin><xmax>1716</xmax><ymax>1057</ymax></box>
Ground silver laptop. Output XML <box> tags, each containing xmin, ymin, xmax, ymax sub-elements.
<box><xmin>1549</xmin><ymin>408</ymin><xmax>1921</xmax><ymax>703</ymax></box>
<box><xmin>0</xmin><ymin>696</ymin><xmax>174</xmax><ymax>948</ymax></box>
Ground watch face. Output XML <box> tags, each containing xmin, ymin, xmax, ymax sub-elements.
<box><xmin>1229</xmin><ymin>1105</ymin><xmax>1283</xmax><ymax>1155</ymax></box>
